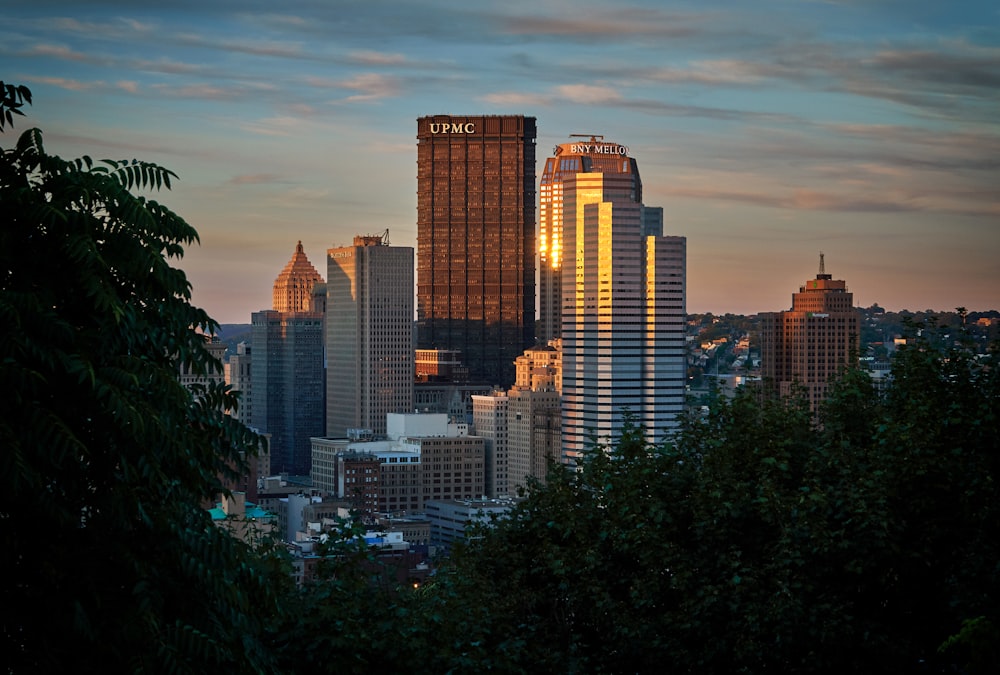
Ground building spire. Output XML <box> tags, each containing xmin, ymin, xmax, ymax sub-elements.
<box><xmin>273</xmin><ymin>240</ymin><xmax>324</xmax><ymax>312</ymax></box>
<box><xmin>816</xmin><ymin>251</ymin><xmax>832</xmax><ymax>280</ymax></box>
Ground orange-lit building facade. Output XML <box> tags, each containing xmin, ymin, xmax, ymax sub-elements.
<box><xmin>273</xmin><ymin>241</ymin><xmax>324</xmax><ymax>313</ymax></box>
<box><xmin>538</xmin><ymin>137</ymin><xmax>642</xmax><ymax>342</ymax></box>
<box><xmin>416</xmin><ymin>115</ymin><xmax>536</xmax><ymax>387</ymax></box>
<box><xmin>761</xmin><ymin>256</ymin><xmax>860</xmax><ymax>410</ymax></box>
<box><xmin>560</xmin><ymin>168</ymin><xmax>687</xmax><ymax>461</ymax></box>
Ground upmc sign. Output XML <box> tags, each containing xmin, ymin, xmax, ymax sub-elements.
<box><xmin>429</xmin><ymin>122</ymin><xmax>475</xmax><ymax>133</ymax></box>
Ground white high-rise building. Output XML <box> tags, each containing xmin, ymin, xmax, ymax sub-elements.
<box><xmin>560</xmin><ymin>169</ymin><xmax>686</xmax><ymax>461</ymax></box>
<box><xmin>327</xmin><ymin>233</ymin><xmax>414</xmax><ymax>438</ymax></box>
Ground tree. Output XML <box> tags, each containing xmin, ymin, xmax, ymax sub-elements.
<box><xmin>0</xmin><ymin>80</ymin><xmax>31</xmax><ymax>130</ymax></box>
<box><xmin>1</xmin><ymin>85</ymin><xmax>287</xmax><ymax>673</ymax></box>
<box><xmin>432</xmin><ymin>332</ymin><xmax>998</xmax><ymax>673</ymax></box>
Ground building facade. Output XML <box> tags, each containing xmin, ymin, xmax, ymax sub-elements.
<box><xmin>560</xmin><ymin>167</ymin><xmax>687</xmax><ymax>461</ymax></box>
<box><xmin>273</xmin><ymin>241</ymin><xmax>325</xmax><ymax>313</ymax></box>
<box><xmin>225</xmin><ymin>341</ymin><xmax>253</xmax><ymax>427</ymax></box>
<box><xmin>326</xmin><ymin>233</ymin><xmax>414</xmax><ymax>438</ymax></box>
<box><xmin>539</xmin><ymin>137</ymin><xmax>643</xmax><ymax>343</ymax></box>
<box><xmin>509</xmin><ymin>344</ymin><xmax>562</xmax><ymax>488</ymax></box>
<box><xmin>250</xmin><ymin>242</ymin><xmax>326</xmax><ymax>476</ymax></box>
<box><xmin>251</xmin><ymin>309</ymin><xmax>325</xmax><ymax>476</ymax></box>
<box><xmin>760</xmin><ymin>255</ymin><xmax>860</xmax><ymax>410</ymax></box>
<box><xmin>416</xmin><ymin>115</ymin><xmax>537</xmax><ymax>387</ymax></box>
<box><xmin>471</xmin><ymin>392</ymin><xmax>510</xmax><ymax>498</ymax></box>
<box><xmin>311</xmin><ymin>413</ymin><xmax>485</xmax><ymax>517</ymax></box>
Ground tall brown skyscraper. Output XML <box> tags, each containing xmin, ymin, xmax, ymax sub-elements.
<box><xmin>416</xmin><ymin>115</ymin><xmax>537</xmax><ymax>387</ymax></box>
<box><xmin>761</xmin><ymin>255</ymin><xmax>860</xmax><ymax>410</ymax></box>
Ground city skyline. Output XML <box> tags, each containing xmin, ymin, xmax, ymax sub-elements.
<box><xmin>3</xmin><ymin>1</ymin><xmax>997</xmax><ymax>323</ymax></box>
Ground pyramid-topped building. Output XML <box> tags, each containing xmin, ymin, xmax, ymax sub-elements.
<box><xmin>273</xmin><ymin>241</ymin><xmax>324</xmax><ymax>312</ymax></box>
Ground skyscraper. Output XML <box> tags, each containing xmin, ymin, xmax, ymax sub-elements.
<box><xmin>273</xmin><ymin>240</ymin><xmax>324</xmax><ymax>313</ymax></box>
<box><xmin>416</xmin><ymin>115</ymin><xmax>537</xmax><ymax>387</ymax></box>
<box><xmin>539</xmin><ymin>136</ymin><xmax>642</xmax><ymax>342</ymax></box>
<box><xmin>560</xmin><ymin>161</ymin><xmax>687</xmax><ymax>461</ymax></box>
<box><xmin>326</xmin><ymin>232</ymin><xmax>414</xmax><ymax>438</ymax></box>
<box><xmin>250</xmin><ymin>242</ymin><xmax>325</xmax><ymax>476</ymax></box>
<box><xmin>760</xmin><ymin>255</ymin><xmax>859</xmax><ymax>410</ymax></box>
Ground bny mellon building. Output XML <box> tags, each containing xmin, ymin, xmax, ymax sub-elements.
<box><xmin>539</xmin><ymin>136</ymin><xmax>645</xmax><ymax>343</ymax></box>
<box><xmin>555</xmin><ymin>138</ymin><xmax>686</xmax><ymax>461</ymax></box>
<box><xmin>416</xmin><ymin>115</ymin><xmax>536</xmax><ymax>387</ymax></box>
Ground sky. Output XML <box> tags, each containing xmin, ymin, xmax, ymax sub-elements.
<box><xmin>3</xmin><ymin>0</ymin><xmax>998</xmax><ymax>323</ymax></box>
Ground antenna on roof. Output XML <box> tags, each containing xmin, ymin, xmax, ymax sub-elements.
<box><xmin>819</xmin><ymin>251</ymin><xmax>825</xmax><ymax>276</ymax></box>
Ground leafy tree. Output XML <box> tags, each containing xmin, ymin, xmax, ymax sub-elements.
<box><xmin>1</xmin><ymin>85</ymin><xmax>287</xmax><ymax>673</ymax></box>
<box><xmin>431</xmin><ymin>330</ymin><xmax>998</xmax><ymax>673</ymax></box>
<box><xmin>0</xmin><ymin>80</ymin><xmax>31</xmax><ymax>130</ymax></box>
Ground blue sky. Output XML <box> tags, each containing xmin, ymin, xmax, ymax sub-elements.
<box><xmin>3</xmin><ymin>0</ymin><xmax>998</xmax><ymax>323</ymax></box>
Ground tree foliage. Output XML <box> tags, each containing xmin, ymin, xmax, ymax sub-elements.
<box><xmin>425</xmin><ymin>324</ymin><xmax>999</xmax><ymax>674</ymax></box>
<box><xmin>1</xmin><ymin>86</ymin><xmax>286</xmax><ymax>673</ymax></box>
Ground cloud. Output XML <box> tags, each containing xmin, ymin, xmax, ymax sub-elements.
<box><xmin>339</xmin><ymin>73</ymin><xmax>402</xmax><ymax>102</ymax></box>
<box><xmin>173</xmin><ymin>32</ymin><xmax>306</xmax><ymax>60</ymax></box>
<box><xmin>239</xmin><ymin>116</ymin><xmax>305</xmax><ymax>137</ymax></box>
<box><xmin>116</xmin><ymin>80</ymin><xmax>139</xmax><ymax>93</ymax></box>
<box><xmin>348</xmin><ymin>50</ymin><xmax>408</xmax><ymax>66</ymax></box>
<box><xmin>303</xmin><ymin>73</ymin><xmax>402</xmax><ymax>99</ymax></box>
<box><xmin>869</xmin><ymin>47</ymin><xmax>1000</xmax><ymax>89</ymax></box>
<box><xmin>556</xmin><ymin>84</ymin><xmax>623</xmax><ymax>104</ymax></box>
<box><xmin>481</xmin><ymin>91</ymin><xmax>548</xmax><ymax>107</ymax></box>
<box><xmin>133</xmin><ymin>58</ymin><xmax>208</xmax><ymax>76</ymax></box>
<box><xmin>501</xmin><ymin>9</ymin><xmax>704</xmax><ymax>39</ymax></box>
<box><xmin>49</xmin><ymin>16</ymin><xmax>156</xmax><ymax>39</ymax></box>
<box><xmin>155</xmin><ymin>83</ymin><xmax>242</xmax><ymax>101</ymax></box>
<box><xmin>660</xmin><ymin>184</ymin><xmax>998</xmax><ymax>218</ymax></box>
<box><xmin>226</xmin><ymin>173</ymin><xmax>286</xmax><ymax>186</ymax></box>
<box><xmin>485</xmin><ymin>84</ymin><xmax>792</xmax><ymax>122</ymax></box>
<box><xmin>27</xmin><ymin>43</ymin><xmax>95</xmax><ymax>62</ymax></box>
<box><xmin>28</xmin><ymin>76</ymin><xmax>93</xmax><ymax>91</ymax></box>
<box><xmin>645</xmin><ymin>60</ymin><xmax>768</xmax><ymax>85</ymax></box>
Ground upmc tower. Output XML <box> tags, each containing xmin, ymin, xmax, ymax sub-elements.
<box><xmin>416</xmin><ymin>115</ymin><xmax>537</xmax><ymax>387</ymax></box>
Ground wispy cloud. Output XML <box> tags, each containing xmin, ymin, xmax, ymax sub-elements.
<box><xmin>28</xmin><ymin>76</ymin><xmax>93</xmax><ymax>91</ymax></box>
<box><xmin>226</xmin><ymin>173</ymin><xmax>286</xmax><ymax>186</ymax></box>
<box><xmin>40</xmin><ymin>16</ymin><xmax>157</xmax><ymax>43</ymax></box>
<box><xmin>27</xmin><ymin>43</ymin><xmax>96</xmax><ymax>62</ymax></box>
<box><xmin>661</xmin><ymin>184</ymin><xmax>998</xmax><ymax>218</ymax></box>
<box><xmin>348</xmin><ymin>50</ymin><xmax>408</xmax><ymax>66</ymax></box>
<box><xmin>302</xmin><ymin>72</ymin><xmax>402</xmax><ymax>101</ymax></box>
<box><xmin>557</xmin><ymin>84</ymin><xmax>623</xmax><ymax>104</ymax></box>
<box><xmin>501</xmin><ymin>9</ymin><xmax>705</xmax><ymax>39</ymax></box>
<box><xmin>239</xmin><ymin>116</ymin><xmax>305</xmax><ymax>137</ymax></box>
<box><xmin>173</xmin><ymin>32</ymin><xmax>306</xmax><ymax>60</ymax></box>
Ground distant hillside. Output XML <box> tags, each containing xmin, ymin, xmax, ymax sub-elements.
<box><xmin>216</xmin><ymin>324</ymin><xmax>251</xmax><ymax>358</ymax></box>
<box><xmin>217</xmin><ymin>324</ymin><xmax>251</xmax><ymax>341</ymax></box>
